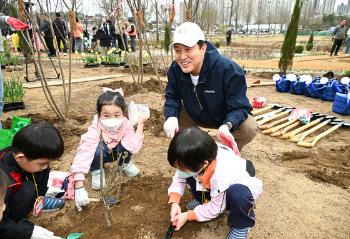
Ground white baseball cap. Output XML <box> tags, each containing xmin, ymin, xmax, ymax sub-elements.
<box><xmin>171</xmin><ymin>22</ymin><xmax>205</xmax><ymax>47</ymax></box>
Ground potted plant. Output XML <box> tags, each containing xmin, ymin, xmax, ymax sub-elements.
<box><xmin>0</xmin><ymin>50</ymin><xmax>11</xmax><ymax>68</ymax></box>
<box><xmin>3</xmin><ymin>76</ymin><xmax>26</xmax><ymax>112</ymax></box>
<box><xmin>142</xmin><ymin>54</ymin><xmax>151</xmax><ymax>67</ymax></box>
<box><xmin>82</xmin><ymin>55</ymin><xmax>99</xmax><ymax>68</ymax></box>
<box><xmin>104</xmin><ymin>54</ymin><xmax>121</xmax><ymax>67</ymax></box>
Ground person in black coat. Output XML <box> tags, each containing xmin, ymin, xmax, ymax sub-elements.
<box><xmin>40</xmin><ymin>15</ymin><xmax>56</xmax><ymax>57</ymax></box>
<box><xmin>52</xmin><ymin>12</ymin><xmax>67</xmax><ymax>54</ymax></box>
<box><xmin>97</xmin><ymin>17</ymin><xmax>114</xmax><ymax>56</ymax></box>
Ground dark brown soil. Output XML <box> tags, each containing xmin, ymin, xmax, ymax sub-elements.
<box><xmin>35</xmin><ymin>176</ymin><xmax>203</xmax><ymax>239</ymax></box>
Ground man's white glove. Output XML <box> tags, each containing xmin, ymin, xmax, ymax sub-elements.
<box><xmin>31</xmin><ymin>226</ymin><xmax>62</xmax><ymax>239</ymax></box>
<box><xmin>75</xmin><ymin>187</ymin><xmax>89</xmax><ymax>211</ymax></box>
<box><xmin>218</xmin><ymin>124</ymin><xmax>241</xmax><ymax>157</ymax></box>
<box><xmin>163</xmin><ymin>117</ymin><xmax>179</xmax><ymax>138</ymax></box>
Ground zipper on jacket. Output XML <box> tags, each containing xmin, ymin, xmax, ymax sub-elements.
<box><xmin>193</xmin><ymin>86</ymin><xmax>203</xmax><ymax>111</ymax></box>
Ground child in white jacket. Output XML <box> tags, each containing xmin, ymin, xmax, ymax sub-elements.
<box><xmin>167</xmin><ymin>127</ymin><xmax>262</xmax><ymax>239</ymax></box>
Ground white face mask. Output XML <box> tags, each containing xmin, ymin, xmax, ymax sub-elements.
<box><xmin>100</xmin><ymin>118</ymin><xmax>123</xmax><ymax>131</ymax></box>
<box><xmin>176</xmin><ymin>169</ymin><xmax>198</xmax><ymax>179</ymax></box>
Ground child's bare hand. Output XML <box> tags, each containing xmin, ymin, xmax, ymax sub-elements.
<box><xmin>170</xmin><ymin>203</ymin><xmax>181</xmax><ymax>222</ymax></box>
<box><xmin>173</xmin><ymin>212</ymin><xmax>188</xmax><ymax>231</ymax></box>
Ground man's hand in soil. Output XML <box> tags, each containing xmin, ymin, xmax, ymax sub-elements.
<box><xmin>173</xmin><ymin>212</ymin><xmax>188</xmax><ymax>231</ymax></box>
<box><xmin>218</xmin><ymin>124</ymin><xmax>240</xmax><ymax>157</ymax></box>
<box><xmin>170</xmin><ymin>202</ymin><xmax>181</xmax><ymax>222</ymax></box>
<box><xmin>75</xmin><ymin>187</ymin><xmax>89</xmax><ymax>211</ymax></box>
<box><xmin>163</xmin><ymin>117</ymin><xmax>179</xmax><ymax>138</ymax></box>
<box><xmin>31</xmin><ymin>226</ymin><xmax>63</xmax><ymax>239</ymax></box>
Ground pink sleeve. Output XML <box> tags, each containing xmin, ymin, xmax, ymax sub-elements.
<box><xmin>168</xmin><ymin>172</ymin><xmax>187</xmax><ymax>198</ymax></box>
<box><xmin>120</xmin><ymin>120</ymin><xmax>144</xmax><ymax>154</ymax></box>
<box><xmin>70</xmin><ymin>122</ymin><xmax>100</xmax><ymax>181</ymax></box>
<box><xmin>192</xmin><ymin>192</ymin><xmax>226</xmax><ymax>222</ymax></box>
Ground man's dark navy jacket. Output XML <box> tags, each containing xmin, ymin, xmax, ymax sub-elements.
<box><xmin>164</xmin><ymin>41</ymin><xmax>252</xmax><ymax>130</ymax></box>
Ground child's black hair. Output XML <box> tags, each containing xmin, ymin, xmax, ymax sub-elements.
<box><xmin>96</xmin><ymin>91</ymin><xmax>126</xmax><ymax>116</ymax></box>
<box><xmin>0</xmin><ymin>168</ymin><xmax>8</xmax><ymax>203</ymax></box>
<box><xmin>167</xmin><ymin>127</ymin><xmax>218</xmax><ymax>172</ymax></box>
<box><xmin>12</xmin><ymin>121</ymin><xmax>64</xmax><ymax>161</ymax></box>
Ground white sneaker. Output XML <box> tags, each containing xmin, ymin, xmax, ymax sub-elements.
<box><xmin>63</xmin><ymin>53</ymin><xmax>67</xmax><ymax>56</ymax></box>
<box><xmin>75</xmin><ymin>51</ymin><xmax>78</xmax><ymax>54</ymax></box>
<box><xmin>123</xmin><ymin>162</ymin><xmax>140</xmax><ymax>177</ymax></box>
<box><xmin>91</xmin><ymin>169</ymin><xmax>105</xmax><ymax>190</ymax></box>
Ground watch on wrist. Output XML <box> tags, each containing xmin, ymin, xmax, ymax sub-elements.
<box><xmin>224</xmin><ymin>122</ymin><xmax>233</xmax><ymax>131</ymax></box>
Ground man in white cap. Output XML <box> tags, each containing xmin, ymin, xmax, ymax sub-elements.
<box><xmin>163</xmin><ymin>22</ymin><xmax>257</xmax><ymax>151</ymax></box>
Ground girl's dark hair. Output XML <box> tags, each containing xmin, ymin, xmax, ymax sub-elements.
<box><xmin>167</xmin><ymin>127</ymin><xmax>217</xmax><ymax>172</ymax></box>
<box><xmin>0</xmin><ymin>168</ymin><xmax>8</xmax><ymax>202</ymax></box>
<box><xmin>12</xmin><ymin>121</ymin><xmax>64</xmax><ymax>161</ymax></box>
<box><xmin>96</xmin><ymin>91</ymin><xmax>126</xmax><ymax>115</ymax></box>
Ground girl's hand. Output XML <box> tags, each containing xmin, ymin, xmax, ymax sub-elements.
<box><xmin>173</xmin><ymin>212</ymin><xmax>188</xmax><ymax>231</ymax></box>
<box><xmin>138</xmin><ymin>111</ymin><xmax>150</xmax><ymax>124</ymax></box>
<box><xmin>170</xmin><ymin>203</ymin><xmax>181</xmax><ymax>222</ymax></box>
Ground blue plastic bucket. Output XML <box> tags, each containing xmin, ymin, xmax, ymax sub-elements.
<box><xmin>290</xmin><ymin>80</ymin><xmax>305</xmax><ymax>95</ymax></box>
<box><xmin>321</xmin><ymin>80</ymin><xmax>345</xmax><ymax>101</ymax></box>
<box><xmin>332</xmin><ymin>92</ymin><xmax>350</xmax><ymax>115</ymax></box>
<box><xmin>275</xmin><ymin>75</ymin><xmax>291</xmax><ymax>92</ymax></box>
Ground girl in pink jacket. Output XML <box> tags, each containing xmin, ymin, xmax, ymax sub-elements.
<box><xmin>71</xmin><ymin>90</ymin><xmax>149</xmax><ymax>211</ymax></box>
<box><xmin>167</xmin><ymin>127</ymin><xmax>262</xmax><ymax>239</ymax></box>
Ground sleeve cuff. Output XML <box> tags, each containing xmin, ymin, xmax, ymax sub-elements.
<box><xmin>168</xmin><ymin>192</ymin><xmax>182</xmax><ymax>204</ymax></box>
<box><xmin>73</xmin><ymin>173</ymin><xmax>85</xmax><ymax>181</ymax></box>
<box><xmin>187</xmin><ymin>210</ymin><xmax>199</xmax><ymax>221</ymax></box>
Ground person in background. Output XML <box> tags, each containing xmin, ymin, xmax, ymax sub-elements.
<box><xmin>127</xmin><ymin>18</ymin><xmax>137</xmax><ymax>52</ymax></box>
<box><xmin>40</xmin><ymin>15</ymin><xmax>56</xmax><ymax>57</ymax></box>
<box><xmin>226</xmin><ymin>28</ymin><xmax>232</xmax><ymax>46</ymax></box>
<box><xmin>98</xmin><ymin>17</ymin><xmax>113</xmax><ymax>56</ymax></box>
<box><xmin>115</xmin><ymin>8</ymin><xmax>129</xmax><ymax>52</ymax></box>
<box><xmin>344</xmin><ymin>27</ymin><xmax>350</xmax><ymax>56</ymax></box>
<box><xmin>73</xmin><ymin>17</ymin><xmax>84</xmax><ymax>54</ymax></box>
<box><xmin>330</xmin><ymin>19</ymin><xmax>347</xmax><ymax>56</ymax></box>
<box><xmin>53</xmin><ymin>12</ymin><xmax>68</xmax><ymax>56</ymax></box>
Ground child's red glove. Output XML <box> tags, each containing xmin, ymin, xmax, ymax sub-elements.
<box><xmin>6</xmin><ymin>17</ymin><xmax>29</xmax><ymax>30</ymax></box>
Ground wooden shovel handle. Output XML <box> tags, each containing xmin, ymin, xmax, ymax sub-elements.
<box><xmin>270</xmin><ymin>131</ymin><xmax>283</xmax><ymax>137</ymax></box>
<box><xmin>280</xmin><ymin>118</ymin><xmax>322</xmax><ymax>139</ymax></box>
<box><xmin>297</xmin><ymin>123</ymin><xmax>342</xmax><ymax>148</ymax></box>
<box><xmin>281</xmin><ymin>121</ymin><xmax>300</xmax><ymax>135</ymax></box>
<box><xmin>259</xmin><ymin>116</ymin><xmax>289</xmax><ymax>130</ymax></box>
<box><xmin>254</xmin><ymin>108</ymin><xmax>283</xmax><ymax>120</ymax></box>
<box><xmin>291</xmin><ymin>119</ymin><xmax>331</xmax><ymax>142</ymax></box>
<box><xmin>273</xmin><ymin>121</ymin><xmax>300</xmax><ymax>137</ymax></box>
<box><xmin>258</xmin><ymin>110</ymin><xmax>291</xmax><ymax>126</ymax></box>
<box><xmin>252</xmin><ymin>105</ymin><xmax>274</xmax><ymax>116</ymax></box>
<box><xmin>263</xmin><ymin>119</ymin><xmax>298</xmax><ymax>134</ymax></box>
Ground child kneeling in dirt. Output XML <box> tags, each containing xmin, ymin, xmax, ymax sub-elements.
<box><xmin>167</xmin><ymin>127</ymin><xmax>262</xmax><ymax>239</ymax></box>
<box><xmin>0</xmin><ymin>168</ymin><xmax>7</xmax><ymax>222</ymax></box>
<box><xmin>0</xmin><ymin>122</ymin><xmax>65</xmax><ymax>239</ymax></box>
<box><xmin>71</xmin><ymin>89</ymin><xmax>149</xmax><ymax>211</ymax></box>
